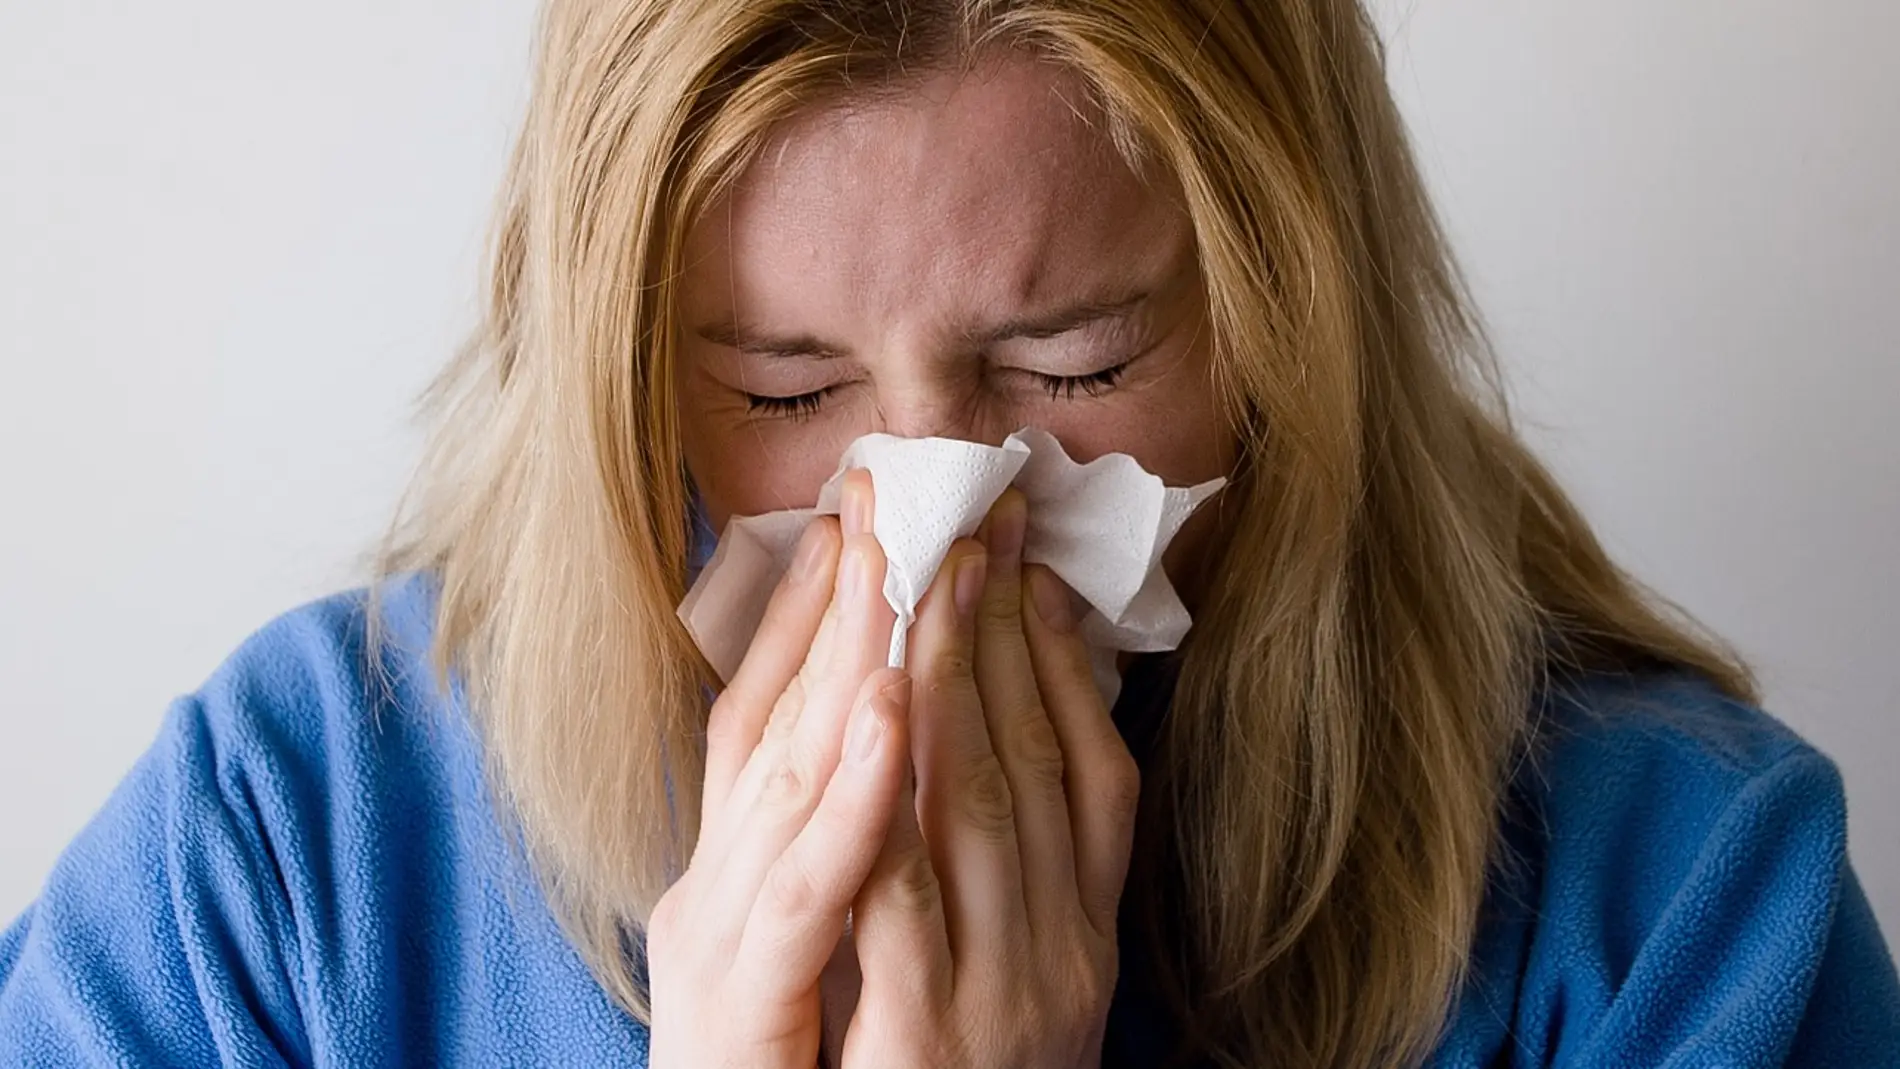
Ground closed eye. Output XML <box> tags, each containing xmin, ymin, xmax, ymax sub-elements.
<box><xmin>1028</xmin><ymin>363</ymin><xmax>1127</xmax><ymax>400</ymax></box>
<box><xmin>742</xmin><ymin>360</ymin><xmax>1134</xmax><ymax>420</ymax></box>
<box><xmin>743</xmin><ymin>386</ymin><xmax>836</xmax><ymax>420</ymax></box>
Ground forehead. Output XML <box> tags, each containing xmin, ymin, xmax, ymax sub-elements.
<box><xmin>682</xmin><ymin>56</ymin><xmax>1187</xmax><ymax>323</ymax></box>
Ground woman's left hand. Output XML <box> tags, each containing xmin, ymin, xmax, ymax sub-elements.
<box><xmin>840</xmin><ymin>488</ymin><xmax>1142</xmax><ymax>1069</ymax></box>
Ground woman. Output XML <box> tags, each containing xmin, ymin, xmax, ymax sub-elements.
<box><xmin>3</xmin><ymin>0</ymin><xmax>1895</xmax><ymax>1065</ymax></box>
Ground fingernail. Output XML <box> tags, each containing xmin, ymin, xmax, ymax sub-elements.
<box><xmin>791</xmin><ymin>521</ymin><xmax>827</xmax><ymax>582</ymax></box>
<box><xmin>857</xmin><ymin>479</ymin><xmax>876</xmax><ymax>536</ymax></box>
<box><xmin>847</xmin><ymin>693</ymin><xmax>886</xmax><ymax>762</ymax></box>
<box><xmin>1029</xmin><ymin>567</ymin><xmax>1076</xmax><ymax>633</ymax></box>
<box><xmin>840</xmin><ymin>545</ymin><xmax>864</xmax><ymax>600</ymax></box>
<box><xmin>954</xmin><ymin>552</ymin><xmax>987</xmax><ymax>620</ymax></box>
<box><xmin>877</xmin><ymin>675</ymin><xmax>912</xmax><ymax>706</ymax></box>
<box><xmin>996</xmin><ymin>497</ymin><xmax>1027</xmax><ymax>567</ymax></box>
<box><xmin>842</xmin><ymin>476</ymin><xmax>874</xmax><ymax>537</ymax></box>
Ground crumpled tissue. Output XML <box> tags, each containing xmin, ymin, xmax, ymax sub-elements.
<box><xmin>678</xmin><ymin>427</ymin><xmax>1224</xmax><ymax>704</ymax></box>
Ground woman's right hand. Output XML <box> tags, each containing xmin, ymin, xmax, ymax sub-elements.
<box><xmin>647</xmin><ymin>471</ymin><xmax>907</xmax><ymax>1069</ymax></box>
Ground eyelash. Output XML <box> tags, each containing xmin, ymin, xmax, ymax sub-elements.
<box><xmin>744</xmin><ymin>364</ymin><xmax>1130</xmax><ymax>420</ymax></box>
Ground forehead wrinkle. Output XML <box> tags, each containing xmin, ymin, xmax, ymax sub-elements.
<box><xmin>695</xmin><ymin>56</ymin><xmax>1186</xmax><ymax>358</ymax></box>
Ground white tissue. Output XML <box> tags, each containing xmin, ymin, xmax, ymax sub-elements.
<box><xmin>677</xmin><ymin>427</ymin><xmax>1224</xmax><ymax>704</ymax></box>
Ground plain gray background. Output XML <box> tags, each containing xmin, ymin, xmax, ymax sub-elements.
<box><xmin>2</xmin><ymin>1</ymin><xmax>1895</xmax><ymax>953</ymax></box>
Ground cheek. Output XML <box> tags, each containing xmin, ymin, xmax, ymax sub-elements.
<box><xmin>679</xmin><ymin>388</ymin><xmax>860</xmax><ymax>527</ymax></box>
<box><xmin>1049</xmin><ymin>345</ymin><xmax>1234</xmax><ymax>489</ymax></box>
<box><xmin>684</xmin><ymin>438</ymin><xmax>841</xmax><ymax>528</ymax></box>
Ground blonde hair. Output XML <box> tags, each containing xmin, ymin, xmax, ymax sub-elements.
<box><xmin>374</xmin><ymin>1</ymin><xmax>1754</xmax><ymax>1065</ymax></box>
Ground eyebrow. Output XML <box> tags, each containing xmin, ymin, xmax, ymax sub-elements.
<box><xmin>963</xmin><ymin>289</ymin><xmax>1151</xmax><ymax>345</ymax></box>
<box><xmin>692</xmin><ymin>287</ymin><xmax>1152</xmax><ymax>358</ymax></box>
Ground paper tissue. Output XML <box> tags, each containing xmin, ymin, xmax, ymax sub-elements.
<box><xmin>677</xmin><ymin>427</ymin><xmax>1224</xmax><ymax>704</ymax></box>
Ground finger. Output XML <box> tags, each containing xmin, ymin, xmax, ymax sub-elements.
<box><xmin>907</xmin><ymin>537</ymin><xmax>1026</xmax><ymax>961</ymax></box>
<box><xmin>703</xmin><ymin>517</ymin><xmax>841</xmax><ymax>833</ymax></box>
<box><xmin>851</xmin><ymin>717</ymin><xmax>953</xmax><ymax>1010</ymax></box>
<box><xmin>736</xmin><ymin>669</ymin><xmax>912</xmax><ymax>1000</ymax></box>
<box><xmin>705</xmin><ymin>481</ymin><xmax>893</xmax><ymax>904</ymax></box>
<box><xmin>709</xmin><ymin>475</ymin><xmax>890</xmax><ymax>848</ymax></box>
<box><xmin>789</xmin><ymin>471</ymin><xmax>896</xmax><ymax>764</ymax></box>
<box><xmin>1022</xmin><ymin>564</ymin><xmax>1141</xmax><ymax>938</ymax></box>
<box><xmin>972</xmin><ymin>490</ymin><xmax>1080</xmax><ymax>923</ymax></box>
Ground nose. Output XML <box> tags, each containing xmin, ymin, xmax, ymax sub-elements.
<box><xmin>876</xmin><ymin>403</ymin><xmax>969</xmax><ymax>442</ymax></box>
<box><xmin>866</xmin><ymin>372</ymin><xmax>1007</xmax><ymax>445</ymax></box>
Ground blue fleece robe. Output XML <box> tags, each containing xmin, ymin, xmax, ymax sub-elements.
<box><xmin>2</xmin><ymin>574</ymin><xmax>1896</xmax><ymax>1066</ymax></box>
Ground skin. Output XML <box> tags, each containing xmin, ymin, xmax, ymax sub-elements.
<box><xmin>676</xmin><ymin>55</ymin><xmax>1237</xmax><ymax>597</ymax></box>
<box><xmin>653</xmin><ymin>54</ymin><xmax>1239</xmax><ymax>1068</ymax></box>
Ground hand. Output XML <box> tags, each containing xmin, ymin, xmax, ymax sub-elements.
<box><xmin>647</xmin><ymin>472</ymin><xmax>907</xmax><ymax>1069</ymax></box>
<box><xmin>841</xmin><ymin>489</ymin><xmax>1141</xmax><ymax>1069</ymax></box>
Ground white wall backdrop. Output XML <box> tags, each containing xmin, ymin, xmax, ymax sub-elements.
<box><xmin>3</xmin><ymin>0</ymin><xmax>1895</xmax><ymax>959</ymax></box>
<box><xmin>1372</xmin><ymin>0</ymin><xmax>1899</xmax><ymax>941</ymax></box>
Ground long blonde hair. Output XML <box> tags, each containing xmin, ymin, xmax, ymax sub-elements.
<box><xmin>374</xmin><ymin>1</ymin><xmax>1754</xmax><ymax>1065</ymax></box>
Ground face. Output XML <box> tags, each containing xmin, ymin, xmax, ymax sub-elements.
<box><xmin>677</xmin><ymin>55</ymin><xmax>1238</xmax><ymax>600</ymax></box>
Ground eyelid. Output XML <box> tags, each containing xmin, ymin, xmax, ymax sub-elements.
<box><xmin>1025</xmin><ymin>362</ymin><xmax>1128</xmax><ymax>401</ymax></box>
<box><xmin>994</xmin><ymin>328</ymin><xmax>1162</xmax><ymax>381</ymax></box>
<box><xmin>740</xmin><ymin>341</ymin><xmax>1153</xmax><ymax>420</ymax></box>
<box><xmin>733</xmin><ymin>344</ymin><xmax>841</xmax><ymax>360</ymax></box>
<box><xmin>743</xmin><ymin>385</ymin><xmax>835</xmax><ymax>420</ymax></box>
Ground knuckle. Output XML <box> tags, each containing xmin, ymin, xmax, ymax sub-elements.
<box><xmin>956</xmin><ymin>758</ymin><xmax>1017</xmax><ymax>842</ymax></box>
<box><xmin>757</xmin><ymin>748</ymin><xmax>818</xmax><ymax>813</ymax></box>
<box><xmin>1083</xmin><ymin>878</ymin><xmax>1127</xmax><ymax>930</ymax></box>
<box><xmin>882</xmin><ymin>850</ymin><xmax>942</xmax><ymax>916</ymax></box>
<box><xmin>921</xmin><ymin>642</ymin><xmax>975</xmax><ymax>689</ymax></box>
<box><xmin>1068</xmin><ymin>944</ymin><xmax>1116</xmax><ymax>1011</ymax></box>
<box><xmin>1000</xmin><ymin>1003</ymin><xmax>1048</xmax><ymax>1052</ymax></box>
<box><xmin>1098</xmin><ymin>747</ymin><xmax>1143</xmax><ymax>823</ymax></box>
<box><xmin>704</xmin><ymin>693</ymin><xmax>750</xmax><ymax>750</ymax></box>
<box><xmin>762</xmin><ymin>852</ymin><xmax>828</xmax><ymax>921</ymax></box>
<box><xmin>978</xmin><ymin>584</ymin><xmax>1022</xmax><ymax>630</ymax></box>
<box><xmin>646</xmin><ymin>888</ymin><xmax>685</xmax><ymax>958</ymax></box>
<box><xmin>1007</xmin><ymin>714</ymin><xmax>1067</xmax><ymax>794</ymax></box>
<box><xmin>648</xmin><ymin>896</ymin><xmax>676</xmax><ymax>939</ymax></box>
